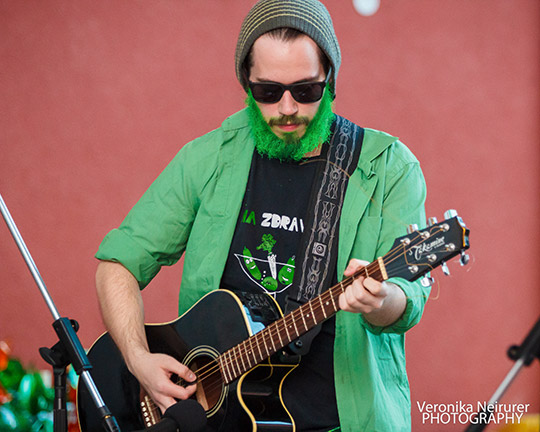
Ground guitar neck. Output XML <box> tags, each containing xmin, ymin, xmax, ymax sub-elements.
<box><xmin>218</xmin><ymin>259</ymin><xmax>388</xmax><ymax>384</ymax></box>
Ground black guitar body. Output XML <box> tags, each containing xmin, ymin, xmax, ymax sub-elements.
<box><xmin>77</xmin><ymin>290</ymin><xmax>298</xmax><ymax>432</ymax></box>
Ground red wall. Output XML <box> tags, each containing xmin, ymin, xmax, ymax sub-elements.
<box><xmin>1</xmin><ymin>1</ymin><xmax>538</xmax><ymax>430</ymax></box>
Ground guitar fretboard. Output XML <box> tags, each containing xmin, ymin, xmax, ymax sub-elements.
<box><xmin>218</xmin><ymin>260</ymin><xmax>387</xmax><ymax>384</ymax></box>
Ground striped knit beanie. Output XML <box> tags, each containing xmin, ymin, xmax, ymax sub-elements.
<box><xmin>235</xmin><ymin>0</ymin><xmax>341</xmax><ymax>95</ymax></box>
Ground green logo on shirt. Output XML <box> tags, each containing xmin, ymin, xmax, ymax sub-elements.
<box><xmin>236</xmin><ymin>233</ymin><xmax>295</xmax><ymax>294</ymax></box>
<box><xmin>242</xmin><ymin>210</ymin><xmax>256</xmax><ymax>225</ymax></box>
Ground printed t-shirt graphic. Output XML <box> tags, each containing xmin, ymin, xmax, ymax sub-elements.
<box><xmin>221</xmin><ymin>151</ymin><xmax>320</xmax><ymax>307</ymax></box>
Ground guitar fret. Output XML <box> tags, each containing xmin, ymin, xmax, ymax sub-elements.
<box><xmin>319</xmin><ymin>296</ymin><xmax>327</xmax><ymax>319</ymax></box>
<box><xmin>218</xmin><ymin>357</ymin><xmax>228</xmax><ymax>384</ymax></box>
<box><xmin>339</xmin><ymin>281</ymin><xmax>345</xmax><ymax>293</ymax></box>
<box><xmin>256</xmin><ymin>335</ymin><xmax>264</xmax><ymax>362</ymax></box>
<box><xmin>275</xmin><ymin>323</ymin><xmax>283</xmax><ymax>348</ymax></box>
<box><xmin>309</xmin><ymin>301</ymin><xmax>318</xmax><ymax>325</ymax></box>
<box><xmin>227</xmin><ymin>355</ymin><xmax>234</xmax><ymax>382</ymax></box>
<box><xmin>245</xmin><ymin>342</ymin><xmax>252</xmax><ymax>369</ymax></box>
<box><xmin>224</xmin><ymin>356</ymin><xmax>232</xmax><ymax>383</ymax></box>
<box><xmin>233</xmin><ymin>348</ymin><xmax>242</xmax><ymax>376</ymax></box>
<box><xmin>248</xmin><ymin>337</ymin><xmax>256</xmax><ymax>366</ymax></box>
<box><xmin>228</xmin><ymin>353</ymin><xmax>235</xmax><ymax>382</ymax></box>
<box><xmin>247</xmin><ymin>346</ymin><xmax>253</xmax><ymax>370</ymax></box>
<box><xmin>229</xmin><ymin>350</ymin><xmax>237</xmax><ymax>379</ymax></box>
<box><xmin>262</xmin><ymin>332</ymin><xmax>270</xmax><ymax>357</ymax></box>
<box><xmin>238</xmin><ymin>344</ymin><xmax>246</xmax><ymax>373</ymax></box>
<box><xmin>300</xmin><ymin>306</ymin><xmax>308</xmax><ymax>331</ymax></box>
<box><xmin>244</xmin><ymin>340</ymin><xmax>251</xmax><ymax>367</ymax></box>
<box><xmin>325</xmin><ymin>295</ymin><xmax>332</xmax><ymax>315</ymax></box>
<box><xmin>267</xmin><ymin>326</ymin><xmax>276</xmax><ymax>355</ymax></box>
<box><xmin>230</xmin><ymin>349</ymin><xmax>239</xmax><ymax>379</ymax></box>
<box><xmin>233</xmin><ymin>347</ymin><xmax>240</xmax><ymax>374</ymax></box>
<box><xmin>283</xmin><ymin>316</ymin><xmax>291</xmax><ymax>342</ymax></box>
<box><xmin>291</xmin><ymin>313</ymin><xmax>300</xmax><ymax>337</ymax></box>
<box><xmin>330</xmin><ymin>291</ymin><xmax>337</xmax><ymax>311</ymax></box>
<box><xmin>224</xmin><ymin>351</ymin><xmax>233</xmax><ymax>382</ymax></box>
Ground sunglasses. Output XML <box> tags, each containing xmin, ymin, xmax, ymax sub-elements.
<box><xmin>248</xmin><ymin>70</ymin><xmax>331</xmax><ymax>104</ymax></box>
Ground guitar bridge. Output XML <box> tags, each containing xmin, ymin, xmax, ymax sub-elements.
<box><xmin>140</xmin><ymin>393</ymin><xmax>160</xmax><ymax>427</ymax></box>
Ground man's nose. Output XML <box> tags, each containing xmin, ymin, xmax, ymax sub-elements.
<box><xmin>278</xmin><ymin>90</ymin><xmax>298</xmax><ymax>116</ymax></box>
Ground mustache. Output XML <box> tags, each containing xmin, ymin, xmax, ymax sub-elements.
<box><xmin>268</xmin><ymin>115</ymin><xmax>310</xmax><ymax>127</ymax></box>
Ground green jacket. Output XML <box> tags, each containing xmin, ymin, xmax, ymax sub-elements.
<box><xmin>97</xmin><ymin>109</ymin><xmax>428</xmax><ymax>431</ymax></box>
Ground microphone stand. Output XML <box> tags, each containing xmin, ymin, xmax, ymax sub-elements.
<box><xmin>465</xmin><ymin>316</ymin><xmax>540</xmax><ymax>432</ymax></box>
<box><xmin>0</xmin><ymin>193</ymin><xmax>120</xmax><ymax>432</ymax></box>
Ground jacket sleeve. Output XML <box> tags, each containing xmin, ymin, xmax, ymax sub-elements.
<box><xmin>95</xmin><ymin>133</ymin><xmax>220</xmax><ymax>288</ymax></box>
<box><xmin>358</xmin><ymin>144</ymin><xmax>429</xmax><ymax>335</ymax></box>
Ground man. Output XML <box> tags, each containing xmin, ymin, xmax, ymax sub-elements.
<box><xmin>95</xmin><ymin>1</ymin><xmax>428</xmax><ymax>431</ymax></box>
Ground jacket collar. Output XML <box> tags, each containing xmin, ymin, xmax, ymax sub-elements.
<box><xmin>357</xmin><ymin>128</ymin><xmax>398</xmax><ymax>178</ymax></box>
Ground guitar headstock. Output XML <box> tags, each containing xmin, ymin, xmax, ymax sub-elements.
<box><xmin>383</xmin><ymin>210</ymin><xmax>470</xmax><ymax>283</ymax></box>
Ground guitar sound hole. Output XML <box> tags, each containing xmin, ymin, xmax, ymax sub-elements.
<box><xmin>181</xmin><ymin>353</ymin><xmax>225</xmax><ymax>415</ymax></box>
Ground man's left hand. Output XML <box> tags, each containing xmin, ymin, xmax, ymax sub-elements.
<box><xmin>338</xmin><ymin>259</ymin><xmax>407</xmax><ymax>327</ymax></box>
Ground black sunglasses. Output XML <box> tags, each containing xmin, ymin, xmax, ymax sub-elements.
<box><xmin>248</xmin><ymin>69</ymin><xmax>331</xmax><ymax>104</ymax></box>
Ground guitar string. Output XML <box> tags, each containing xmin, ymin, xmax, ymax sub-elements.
<box><xmin>166</xmin><ymin>225</ymin><xmax>452</xmax><ymax>393</ymax></box>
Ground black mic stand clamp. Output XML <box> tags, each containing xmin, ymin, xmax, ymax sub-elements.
<box><xmin>0</xmin><ymin>193</ymin><xmax>120</xmax><ymax>432</ymax></box>
<box><xmin>39</xmin><ymin>318</ymin><xmax>86</xmax><ymax>432</ymax></box>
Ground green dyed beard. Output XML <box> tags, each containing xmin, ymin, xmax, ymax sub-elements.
<box><xmin>246</xmin><ymin>86</ymin><xmax>334</xmax><ymax>162</ymax></box>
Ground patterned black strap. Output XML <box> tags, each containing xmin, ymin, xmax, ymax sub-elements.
<box><xmin>291</xmin><ymin>115</ymin><xmax>364</xmax><ymax>305</ymax></box>
<box><xmin>282</xmin><ymin>116</ymin><xmax>363</xmax><ymax>357</ymax></box>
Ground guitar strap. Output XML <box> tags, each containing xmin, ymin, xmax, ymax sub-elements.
<box><xmin>283</xmin><ymin>115</ymin><xmax>364</xmax><ymax>356</ymax></box>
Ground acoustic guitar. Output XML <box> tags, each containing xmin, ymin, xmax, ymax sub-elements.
<box><xmin>77</xmin><ymin>212</ymin><xmax>470</xmax><ymax>431</ymax></box>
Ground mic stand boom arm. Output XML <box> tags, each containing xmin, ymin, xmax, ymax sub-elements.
<box><xmin>0</xmin><ymin>193</ymin><xmax>120</xmax><ymax>432</ymax></box>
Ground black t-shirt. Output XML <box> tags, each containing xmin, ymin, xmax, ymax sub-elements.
<box><xmin>221</xmin><ymin>150</ymin><xmax>340</xmax><ymax>431</ymax></box>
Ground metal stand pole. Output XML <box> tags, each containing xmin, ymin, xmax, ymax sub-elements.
<box><xmin>0</xmin><ymin>193</ymin><xmax>120</xmax><ymax>432</ymax></box>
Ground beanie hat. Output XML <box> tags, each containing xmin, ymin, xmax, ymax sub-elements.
<box><xmin>235</xmin><ymin>0</ymin><xmax>341</xmax><ymax>95</ymax></box>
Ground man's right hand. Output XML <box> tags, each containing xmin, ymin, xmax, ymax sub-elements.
<box><xmin>127</xmin><ymin>350</ymin><xmax>197</xmax><ymax>414</ymax></box>
<box><xmin>96</xmin><ymin>261</ymin><xmax>197</xmax><ymax>414</ymax></box>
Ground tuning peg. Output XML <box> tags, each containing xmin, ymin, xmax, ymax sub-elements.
<box><xmin>428</xmin><ymin>217</ymin><xmax>438</xmax><ymax>226</ymax></box>
<box><xmin>441</xmin><ymin>261</ymin><xmax>450</xmax><ymax>276</ymax></box>
<box><xmin>421</xmin><ymin>275</ymin><xmax>435</xmax><ymax>287</ymax></box>
<box><xmin>444</xmin><ymin>209</ymin><xmax>458</xmax><ymax>220</ymax></box>
<box><xmin>407</xmin><ymin>224</ymin><xmax>419</xmax><ymax>234</ymax></box>
<box><xmin>460</xmin><ymin>250</ymin><xmax>470</xmax><ymax>266</ymax></box>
